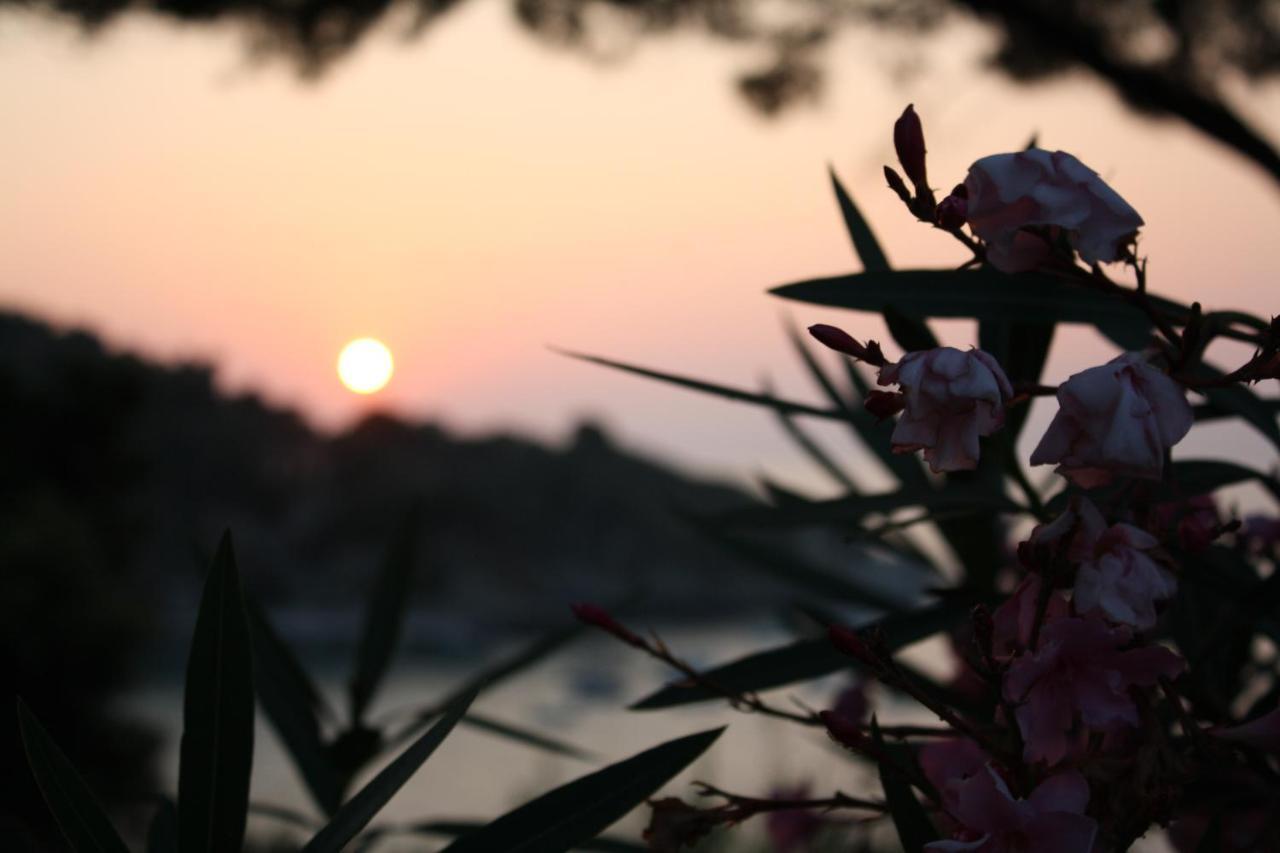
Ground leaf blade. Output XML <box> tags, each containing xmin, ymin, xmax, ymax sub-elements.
<box><xmin>178</xmin><ymin>531</ymin><xmax>255</xmax><ymax>853</ymax></box>
<box><xmin>438</xmin><ymin>728</ymin><xmax>724</xmax><ymax>853</ymax></box>
<box><xmin>301</xmin><ymin>692</ymin><xmax>474</xmax><ymax>853</ymax></box>
<box><xmin>16</xmin><ymin>699</ymin><xmax>131</xmax><ymax>853</ymax></box>
<box><xmin>350</xmin><ymin>505</ymin><xmax>422</xmax><ymax>723</ymax></box>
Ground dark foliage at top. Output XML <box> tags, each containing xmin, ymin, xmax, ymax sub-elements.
<box><xmin>7</xmin><ymin>0</ymin><xmax>1279</xmax><ymax>184</ymax></box>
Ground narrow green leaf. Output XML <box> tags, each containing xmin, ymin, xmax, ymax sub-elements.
<box><xmin>438</xmin><ymin>728</ymin><xmax>724</xmax><ymax>853</ymax></box>
<box><xmin>770</xmin><ymin>269</ymin><xmax>1188</xmax><ymax>329</ymax></box>
<box><xmin>375</xmin><ymin>821</ymin><xmax>646</xmax><ymax>852</ymax></box>
<box><xmin>178</xmin><ymin>531</ymin><xmax>255</xmax><ymax>853</ymax></box>
<box><xmin>978</xmin><ymin>320</ymin><xmax>1054</xmax><ymax>440</ymax></box>
<box><xmin>684</xmin><ymin>517</ymin><xmax>909</xmax><ymax>611</ymax></box>
<box><xmin>873</xmin><ymin>720</ymin><xmax>938</xmax><ymax>851</ymax></box>
<box><xmin>559</xmin><ymin>349</ymin><xmax>845</xmax><ymax>421</ymax></box>
<box><xmin>301</xmin><ymin>692</ymin><xmax>474</xmax><ymax>853</ymax></box>
<box><xmin>1195</xmin><ymin>366</ymin><xmax>1280</xmax><ymax>452</ymax></box>
<box><xmin>762</xmin><ymin>380</ymin><xmax>856</xmax><ymax>493</ymax></box>
<box><xmin>247</xmin><ymin>596</ymin><xmax>345</xmax><ymax>814</ymax></box>
<box><xmin>460</xmin><ymin>712</ymin><xmax>595</xmax><ymax>761</ymax></box>
<box><xmin>385</xmin><ymin>625</ymin><xmax>583</xmax><ymax>750</ymax></box>
<box><xmin>829</xmin><ymin>167</ymin><xmax>889</xmax><ymax>272</ymax></box>
<box><xmin>350</xmin><ymin>505</ymin><xmax>422</xmax><ymax>723</ymax></box>
<box><xmin>632</xmin><ymin>601</ymin><xmax>974</xmax><ymax>709</ymax></box>
<box><xmin>704</xmin><ymin>485</ymin><xmax>1022</xmax><ymax>530</ymax></box>
<box><xmin>883</xmin><ymin>305</ymin><xmax>939</xmax><ymax>354</ymax></box>
<box><xmin>147</xmin><ymin>799</ymin><xmax>178</xmax><ymax>853</ymax></box>
<box><xmin>16</xmin><ymin>699</ymin><xmax>130</xmax><ymax>853</ymax></box>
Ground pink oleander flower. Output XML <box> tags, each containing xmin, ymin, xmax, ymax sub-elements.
<box><xmin>964</xmin><ymin>148</ymin><xmax>1143</xmax><ymax>272</ymax></box>
<box><xmin>919</xmin><ymin>738</ymin><xmax>989</xmax><ymax>814</ymax></box>
<box><xmin>764</xmin><ymin>784</ymin><xmax>827</xmax><ymax>853</ymax></box>
<box><xmin>1003</xmin><ymin>615</ymin><xmax>1184</xmax><ymax>765</ymax></box>
<box><xmin>877</xmin><ymin>347</ymin><xmax>1013</xmax><ymax>473</ymax></box>
<box><xmin>1210</xmin><ymin>706</ymin><xmax>1280</xmax><ymax>753</ymax></box>
<box><xmin>1030</xmin><ymin>353</ymin><xmax>1193</xmax><ymax>487</ymax></box>
<box><xmin>831</xmin><ymin>678</ymin><xmax>870</xmax><ymax>724</ymax></box>
<box><xmin>991</xmin><ymin>575</ymin><xmax>1068</xmax><ymax>660</ymax></box>
<box><xmin>1241</xmin><ymin>514</ymin><xmax>1280</xmax><ymax>554</ymax></box>
<box><xmin>924</xmin><ymin>766</ymin><xmax>1097</xmax><ymax>853</ymax></box>
<box><xmin>1074</xmin><ymin>521</ymin><xmax>1176</xmax><ymax>631</ymax></box>
<box><xmin>1016</xmin><ymin>496</ymin><xmax>1107</xmax><ymax>571</ymax></box>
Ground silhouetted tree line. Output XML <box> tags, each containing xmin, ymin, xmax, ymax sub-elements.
<box><xmin>7</xmin><ymin>0</ymin><xmax>1279</xmax><ymax>184</ymax></box>
<box><xmin>2</xmin><ymin>309</ymin><xmax>846</xmax><ymax>848</ymax></box>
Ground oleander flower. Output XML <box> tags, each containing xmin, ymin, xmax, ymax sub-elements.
<box><xmin>964</xmin><ymin>148</ymin><xmax>1144</xmax><ymax>272</ymax></box>
<box><xmin>1074</xmin><ymin>522</ymin><xmax>1177</xmax><ymax>630</ymax></box>
<box><xmin>1004</xmin><ymin>615</ymin><xmax>1184</xmax><ymax>765</ymax></box>
<box><xmin>1030</xmin><ymin>353</ymin><xmax>1193</xmax><ymax>487</ymax></box>
<box><xmin>919</xmin><ymin>738</ymin><xmax>989</xmax><ymax>814</ymax></box>
<box><xmin>878</xmin><ymin>347</ymin><xmax>1014</xmax><ymax>473</ymax></box>
<box><xmin>991</xmin><ymin>575</ymin><xmax>1068</xmax><ymax>660</ymax></box>
<box><xmin>924</xmin><ymin>766</ymin><xmax>1097</xmax><ymax>853</ymax></box>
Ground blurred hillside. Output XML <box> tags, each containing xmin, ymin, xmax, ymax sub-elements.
<box><xmin>0</xmin><ymin>310</ymin><xmax>863</xmax><ymax>630</ymax></box>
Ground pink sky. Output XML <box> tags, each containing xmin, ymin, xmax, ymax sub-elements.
<box><xmin>1</xmin><ymin>3</ymin><xmax>1277</xmax><ymax>489</ymax></box>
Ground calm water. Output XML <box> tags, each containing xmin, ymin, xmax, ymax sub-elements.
<box><xmin>119</xmin><ymin>622</ymin><xmax>1173</xmax><ymax>852</ymax></box>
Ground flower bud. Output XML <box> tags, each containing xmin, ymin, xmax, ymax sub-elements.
<box><xmin>893</xmin><ymin>104</ymin><xmax>929</xmax><ymax>194</ymax></box>
<box><xmin>863</xmin><ymin>389</ymin><xmax>905</xmax><ymax>421</ymax></box>
<box><xmin>570</xmin><ymin>602</ymin><xmax>645</xmax><ymax>647</ymax></box>
<box><xmin>936</xmin><ymin>192</ymin><xmax>968</xmax><ymax>230</ymax></box>
<box><xmin>807</xmin><ymin>324</ymin><xmax>887</xmax><ymax>366</ymax></box>
<box><xmin>828</xmin><ymin>626</ymin><xmax>881</xmax><ymax>669</ymax></box>
<box><xmin>883</xmin><ymin>165</ymin><xmax>912</xmax><ymax>205</ymax></box>
<box><xmin>819</xmin><ymin>710</ymin><xmax>865</xmax><ymax>751</ymax></box>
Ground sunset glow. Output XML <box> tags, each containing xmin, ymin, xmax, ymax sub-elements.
<box><xmin>338</xmin><ymin>338</ymin><xmax>394</xmax><ymax>394</ymax></box>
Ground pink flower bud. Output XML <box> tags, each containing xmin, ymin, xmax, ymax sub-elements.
<box><xmin>807</xmin><ymin>324</ymin><xmax>886</xmax><ymax>366</ymax></box>
<box><xmin>818</xmin><ymin>710</ymin><xmax>865</xmax><ymax>751</ymax></box>
<box><xmin>827</xmin><ymin>626</ymin><xmax>881</xmax><ymax>668</ymax></box>
<box><xmin>570</xmin><ymin>603</ymin><xmax>645</xmax><ymax>647</ymax></box>
<box><xmin>893</xmin><ymin>104</ymin><xmax>929</xmax><ymax>194</ymax></box>
<box><xmin>883</xmin><ymin>165</ymin><xmax>912</xmax><ymax>204</ymax></box>
<box><xmin>935</xmin><ymin>192</ymin><xmax>968</xmax><ymax>230</ymax></box>
<box><xmin>863</xmin><ymin>389</ymin><xmax>906</xmax><ymax>421</ymax></box>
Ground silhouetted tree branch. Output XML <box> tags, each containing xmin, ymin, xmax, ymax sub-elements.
<box><xmin>9</xmin><ymin>0</ymin><xmax>1279</xmax><ymax>185</ymax></box>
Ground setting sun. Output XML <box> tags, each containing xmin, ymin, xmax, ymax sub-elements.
<box><xmin>337</xmin><ymin>338</ymin><xmax>394</xmax><ymax>394</ymax></box>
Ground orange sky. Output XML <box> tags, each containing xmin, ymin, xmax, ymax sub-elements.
<box><xmin>1</xmin><ymin>3</ymin><xmax>1278</xmax><ymax>489</ymax></box>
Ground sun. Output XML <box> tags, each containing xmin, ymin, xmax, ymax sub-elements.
<box><xmin>338</xmin><ymin>338</ymin><xmax>394</xmax><ymax>394</ymax></box>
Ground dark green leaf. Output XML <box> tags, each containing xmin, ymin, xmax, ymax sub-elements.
<box><xmin>147</xmin><ymin>799</ymin><xmax>178</xmax><ymax>853</ymax></box>
<box><xmin>1195</xmin><ymin>366</ymin><xmax>1280</xmax><ymax>452</ymax></box>
<box><xmin>1168</xmin><ymin>460</ymin><xmax>1280</xmax><ymax>503</ymax></box>
<box><xmin>247</xmin><ymin>596</ymin><xmax>344</xmax><ymax>814</ymax></box>
<box><xmin>705</xmin><ymin>485</ymin><xmax>1022</xmax><ymax>530</ymax></box>
<box><xmin>978</xmin><ymin>320</ymin><xmax>1054</xmax><ymax>440</ymax></box>
<box><xmin>386</xmin><ymin>625</ymin><xmax>583</xmax><ymax>750</ymax></box>
<box><xmin>559</xmin><ymin>349</ymin><xmax>845</xmax><ymax>422</ymax></box>
<box><xmin>379</xmin><ymin>821</ymin><xmax>646</xmax><ymax>852</ymax></box>
<box><xmin>16</xmin><ymin>699</ymin><xmax>130</xmax><ymax>853</ymax></box>
<box><xmin>178</xmin><ymin>531</ymin><xmax>255</xmax><ymax>853</ymax></box>
<box><xmin>350</xmin><ymin>505</ymin><xmax>422</xmax><ymax>723</ymax></box>
<box><xmin>460</xmin><ymin>712</ymin><xmax>595</xmax><ymax>761</ymax></box>
<box><xmin>829</xmin><ymin>167</ymin><xmax>889</xmax><ymax>272</ymax></box>
<box><xmin>770</xmin><ymin>269</ymin><xmax>1188</xmax><ymax>329</ymax></box>
<box><xmin>632</xmin><ymin>601</ymin><xmax>974</xmax><ymax>708</ymax></box>
<box><xmin>765</xmin><ymin>380</ymin><xmax>856</xmax><ymax>491</ymax></box>
<box><xmin>883</xmin><ymin>305</ymin><xmax>939</xmax><ymax>353</ymax></box>
<box><xmin>301</xmin><ymin>692</ymin><xmax>474</xmax><ymax>853</ymax></box>
<box><xmin>872</xmin><ymin>720</ymin><xmax>938</xmax><ymax>851</ymax></box>
<box><xmin>438</xmin><ymin>728</ymin><xmax>724</xmax><ymax>853</ymax></box>
<box><xmin>684</xmin><ymin>516</ymin><xmax>910</xmax><ymax>611</ymax></box>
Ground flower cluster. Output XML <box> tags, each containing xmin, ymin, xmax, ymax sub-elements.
<box><xmin>574</xmin><ymin>104</ymin><xmax>1280</xmax><ymax>853</ymax></box>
